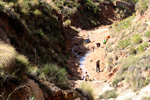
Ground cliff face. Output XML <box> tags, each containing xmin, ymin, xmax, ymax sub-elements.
<box><xmin>0</xmin><ymin>1</ymin><xmax>67</xmax><ymax>66</ymax></box>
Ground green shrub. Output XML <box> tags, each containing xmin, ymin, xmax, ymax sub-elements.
<box><xmin>42</xmin><ymin>64</ymin><xmax>68</xmax><ymax>88</ymax></box>
<box><xmin>81</xmin><ymin>0</ymin><xmax>100</xmax><ymax>16</ymax></box>
<box><xmin>99</xmin><ymin>90</ymin><xmax>117</xmax><ymax>99</ymax></box>
<box><xmin>80</xmin><ymin>82</ymin><xmax>94</xmax><ymax>100</ymax></box>
<box><xmin>127</xmin><ymin>67</ymin><xmax>145</xmax><ymax>91</ymax></box>
<box><xmin>63</xmin><ymin>19</ymin><xmax>71</xmax><ymax>27</ymax></box>
<box><xmin>34</xmin><ymin>9</ymin><xmax>42</xmax><ymax>16</ymax></box>
<box><xmin>118</xmin><ymin>39</ymin><xmax>131</xmax><ymax>49</ymax></box>
<box><xmin>137</xmin><ymin>42</ymin><xmax>148</xmax><ymax>53</ymax></box>
<box><xmin>30</xmin><ymin>0</ymin><xmax>39</xmax><ymax>7</ymax></box>
<box><xmin>143</xmin><ymin>78</ymin><xmax>150</xmax><ymax>86</ymax></box>
<box><xmin>131</xmin><ymin>34</ymin><xmax>142</xmax><ymax>45</ymax></box>
<box><xmin>129</xmin><ymin>47</ymin><xmax>137</xmax><ymax>55</ymax></box>
<box><xmin>112</xmin><ymin>78</ymin><xmax>120</xmax><ymax>87</ymax></box>
<box><xmin>144</xmin><ymin>31</ymin><xmax>150</xmax><ymax>38</ymax></box>
<box><xmin>137</xmin><ymin>45</ymin><xmax>145</xmax><ymax>53</ymax></box>
<box><xmin>15</xmin><ymin>54</ymin><xmax>29</xmax><ymax>75</ymax></box>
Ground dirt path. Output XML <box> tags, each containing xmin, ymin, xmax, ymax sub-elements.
<box><xmin>78</xmin><ymin>26</ymin><xmax>110</xmax><ymax>81</ymax></box>
<box><xmin>74</xmin><ymin>25</ymin><xmax>112</xmax><ymax>99</ymax></box>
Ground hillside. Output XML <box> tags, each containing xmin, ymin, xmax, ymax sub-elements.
<box><xmin>0</xmin><ymin>0</ymin><xmax>149</xmax><ymax>100</ymax></box>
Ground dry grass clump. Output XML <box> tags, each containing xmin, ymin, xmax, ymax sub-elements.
<box><xmin>144</xmin><ymin>31</ymin><xmax>150</xmax><ymax>38</ymax></box>
<box><xmin>131</xmin><ymin>34</ymin><xmax>142</xmax><ymax>45</ymax></box>
<box><xmin>99</xmin><ymin>90</ymin><xmax>117</xmax><ymax>99</ymax></box>
<box><xmin>118</xmin><ymin>38</ymin><xmax>131</xmax><ymax>49</ymax></box>
<box><xmin>40</xmin><ymin>63</ymin><xmax>68</xmax><ymax>88</ymax></box>
<box><xmin>0</xmin><ymin>43</ymin><xmax>16</xmax><ymax>70</ymax></box>
<box><xmin>80</xmin><ymin>82</ymin><xmax>94</xmax><ymax>100</ymax></box>
<box><xmin>126</xmin><ymin>66</ymin><xmax>146</xmax><ymax>91</ymax></box>
<box><xmin>0</xmin><ymin>43</ymin><xmax>30</xmax><ymax>75</ymax></box>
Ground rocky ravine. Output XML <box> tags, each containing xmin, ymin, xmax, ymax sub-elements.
<box><xmin>71</xmin><ymin>25</ymin><xmax>117</xmax><ymax>99</ymax></box>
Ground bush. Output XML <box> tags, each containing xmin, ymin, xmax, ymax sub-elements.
<box><xmin>129</xmin><ymin>47</ymin><xmax>137</xmax><ymax>55</ymax></box>
<box><xmin>63</xmin><ymin>19</ymin><xmax>71</xmax><ymax>27</ymax></box>
<box><xmin>15</xmin><ymin>54</ymin><xmax>30</xmax><ymax>75</ymax></box>
<box><xmin>34</xmin><ymin>9</ymin><xmax>42</xmax><ymax>16</ymax></box>
<box><xmin>137</xmin><ymin>42</ymin><xmax>148</xmax><ymax>53</ymax></box>
<box><xmin>144</xmin><ymin>31</ymin><xmax>150</xmax><ymax>38</ymax></box>
<box><xmin>131</xmin><ymin>34</ymin><xmax>142</xmax><ymax>45</ymax></box>
<box><xmin>99</xmin><ymin>90</ymin><xmax>117</xmax><ymax>99</ymax></box>
<box><xmin>112</xmin><ymin>78</ymin><xmax>120</xmax><ymax>87</ymax></box>
<box><xmin>81</xmin><ymin>0</ymin><xmax>100</xmax><ymax>16</ymax></box>
<box><xmin>143</xmin><ymin>78</ymin><xmax>150</xmax><ymax>86</ymax></box>
<box><xmin>127</xmin><ymin>67</ymin><xmax>146</xmax><ymax>91</ymax></box>
<box><xmin>118</xmin><ymin>39</ymin><xmax>131</xmax><ymax>49</ymax></box>
<box><xmin>80</xmin><ymin>82</ymin><xmax>94</xmax><ymax>100</ymax></box>
<box><xmin>42</xmin><ymin>64</ymin><xmax>68</xmax><ymax>88</ymax></box>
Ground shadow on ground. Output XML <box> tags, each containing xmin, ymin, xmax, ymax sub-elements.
<box><xmin>64</xmin><ymin>27</ymin><xmax>90</xmax><ymax>80</ymax></box>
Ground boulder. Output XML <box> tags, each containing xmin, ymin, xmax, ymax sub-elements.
<box><xmin>25</xmin><ymin>78</ymin><xmax>45</xmax><ymax>100</ymax></box>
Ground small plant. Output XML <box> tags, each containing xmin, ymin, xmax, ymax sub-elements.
<box><xmin>80</xmin><ymin>82</ymin><xmax>94</xmax><ymax>100</ymax></box>
<box><xmin>144</xmin><ymin>31</ymin><xmax>150</xmax><ymax>38</ymax></box>
<box><xmin>15</xmin><ymin>54</ymin><xmax>29</xmax><ymax>75</ymax></box>
<box><xmin>99</xmin><ymin>90</ymin><xmax>117</xmax><ymax>99</ymax></box>
<box><xmin>63</xmin><ymin>19</ymin><xmax>71</xmax><ymax>27</ymax></box>
<box><xmin>34</xmin><ymin>9</ymin><xmax>42</xmax><ymax>16</ymax></box>
<box><xmin>81</xmin><ymin>0</ymin><xmax>100</xmax><ymax>16</ymax></box>
<box><xmin>112</xmin><ymin>78</ymin><xmax>120</xmax><ymax>87</ymax></box>
<box><xmin>118</xmin><ymin>39</ymin><xmax>131</xmax><ymax>49</ymax></box>
<box><xmin>143</xmin><ymin>78</ymin><xmax>150</xmax><ymax>86</ymax></box>
<box><xmin>137</xmin><ymin>42</ymin><xmax>148</xmax><ymax>53</ymax></box>
<box><xmin>42</xmin><ymin>63</ymin><xmax>68</xmax><ymax>88</ymax></box>
<box><xmin>131</xmin><ymin>34</ymin><xmax>142</xmax><ymax>45</ymax></box>
<box><xmin>129</xmin><ymin>47</ymin><xmax>137</xmax><ymax>55</ymax></box>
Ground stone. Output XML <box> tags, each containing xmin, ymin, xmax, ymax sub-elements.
<box><xmin>25</xmin><ymin>78</ymin><xmax>45</xmax><ymax>100</ymax></box>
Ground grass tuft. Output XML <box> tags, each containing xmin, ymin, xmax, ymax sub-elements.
<box><xmin>80</xmin><ymin>82</ymin><xmax>94</xmax><ymax>100</ymax></box>
<box><xmin>144</xmin><ymin>31</ymin><xmax>150</xmax><ymax>38</ymax></box>
<box><xmin>131</xmin><ymin>34</ymin><xmax>142</xmax><ymax>45</ymax></box>
<box><xmin>99</xmin><ymin>90</ymin><xmax>117</xmax><ymax>99</ymax></box>
<box><xmin>42</xmin><ymin>63</ymin><xmax>68</xmax><ymax>88</ymax></box>
<box><xmin>0</xmin><ymin>43</ymin><xmax>16</xmax><ymax>70</ymax></box>
<box><xmin>118</xmin><ymin>38</ymin><xmax>131</xmax><ymax>49</ymax></box>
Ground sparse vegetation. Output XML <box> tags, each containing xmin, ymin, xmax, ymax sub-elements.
<box><xmin>129</xmin><ymin>47</ymin><xmax>137</xmax><ymax>55</ymax></box>
<box><xmin>137</xmin><ymin>42</ymin><xmax>148</xmax><ymax>53</ymax></box>
<box><xmin>81</xmin><ymin>0</ymin><xmax>100</xmax><ymax>16</ymax></box>
<box><xmin>112</xmin><ymin>15</ymin><xmax>135</xmax><ymax>32</ymax></box>
<box><xmin>80</xmin><ymin>82</ymin><xmax>94</xmax><ymax>100</ymax></box>
<box><xmin>141</xmin><ymin>96</ymin><xmax>150</xmax><ymax>100</ymax></box>
<box><xmin>131</xmin><ymin>34</ymin><xmax>142</xmax><ymax>45</ymax></box>
<box><xmin>99</xmin><ymin>90</ymin><xmax>117</xmax><ymax>99</ymax></box>
<box><xmin>136</xmin><ymin>0</ymin><xmax>149</xmax><ymax>15</ymax></box>
<box><xmin>118</xmin><ymin>38</ymin><xmax>131</xmax><ymax>49</ymax></box>
<box><xmin>144</xmin><ymin>31</ymin><xmax>150</xmax><ymax>38</ymax></box>
<box><xmin>41</xmin><ymin>64</ymin><xmax>68</xmax><ymax>88</ymax></box>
